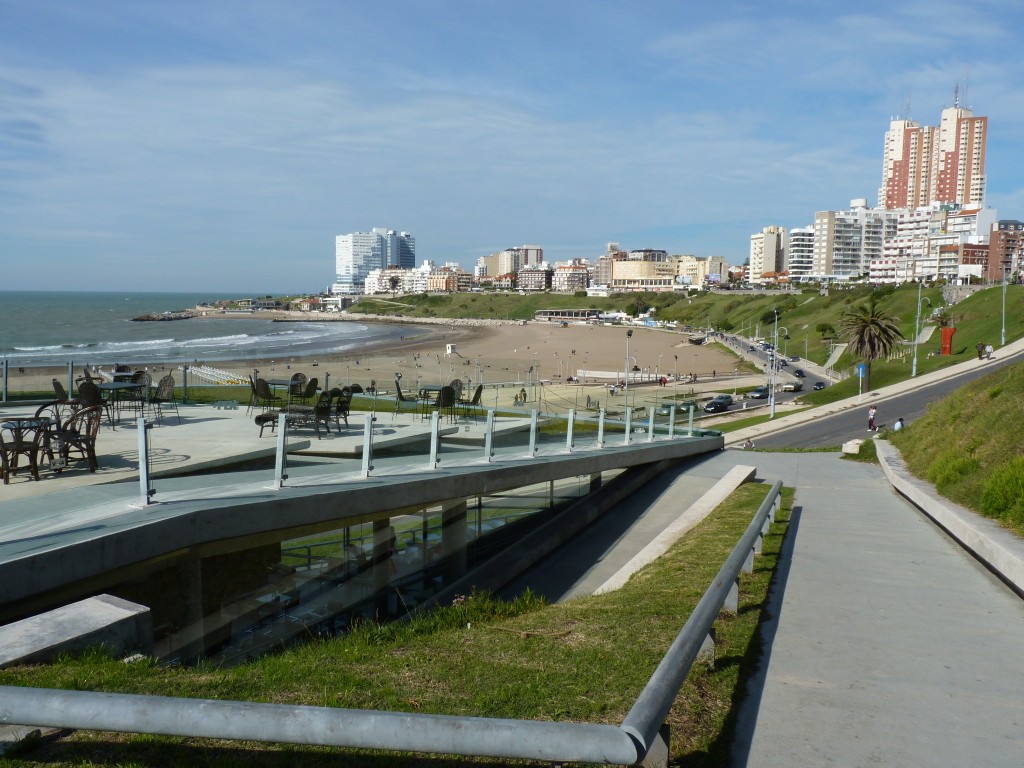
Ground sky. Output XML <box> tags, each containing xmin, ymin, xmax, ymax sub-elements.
<box><xmin>3</xmin><ymin>0</ymin><xmax>1024</xmax><ymax>294</ymax></box>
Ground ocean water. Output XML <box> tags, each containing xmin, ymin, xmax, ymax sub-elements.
<box><xmin>0</xmin><ymin>291</ymin><xmax>407</xmax><ymax>369</ymax></box>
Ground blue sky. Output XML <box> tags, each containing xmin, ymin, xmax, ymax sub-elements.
<box><xmin>3</xmin><ymin>0</ymin><xmax>1024</xmax><ymax>293</ymax></box>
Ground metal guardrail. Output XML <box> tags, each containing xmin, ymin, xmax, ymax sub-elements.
<box><xmin>0</xmin><ymin>481</ymin><xmax>783</xmax><ymax>766</ymax></box>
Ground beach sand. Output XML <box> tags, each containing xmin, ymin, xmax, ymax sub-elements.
<box><xmin>7</xmin><ymin>312</ymin><xmax>744</xmax><ymax>404</ymax></box>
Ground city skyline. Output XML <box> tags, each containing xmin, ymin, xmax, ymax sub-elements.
<box><xmin>4</xmin><ymin>1</ymin><xmax>1024</xmax><ymax>293</ymax></box>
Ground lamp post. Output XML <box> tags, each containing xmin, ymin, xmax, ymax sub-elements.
<box><xmin>657</xmin><ymin>354</ymin><xmax>663</xmax><ymax>379</ymax></box>
<box><xmin>625</xmin><ymin>329</ymin><xmax>633</xmax><ymax>395</ymax></box>
<box><xmin>911</xmin><ymin>281</ymin><xmax>932</xmax><ymax>378</ymax></box>
<box><xmin>769</xmin><ymin>310</ymin><xmax>789</xmax><ymax>420</ymax></box>
<box><xmin>1001</xmin><ymin>256</ymin><xmax>1010</xmax><ymax>346</ymax></box>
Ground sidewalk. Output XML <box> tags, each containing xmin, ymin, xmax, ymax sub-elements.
<box><xmin>716</xmin><ymin>451</ymin><xmax>1024</xmax><ymax>767</ymax></box>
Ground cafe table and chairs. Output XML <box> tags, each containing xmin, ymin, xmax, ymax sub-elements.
<box><xmin>92</xmin><ymin>380</ymin><xmax>137</xmax><ymax>427</ymax></box>
<box><xmin>0</xmin><ymin>415</ymin><xmax>52</xmax><ymax>483</ymax></box>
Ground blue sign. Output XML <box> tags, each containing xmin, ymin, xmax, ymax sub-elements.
<box><xmin>857</xmin><ymin>364</ymin><xmax>865</xmax><ymax>378</ymax></box>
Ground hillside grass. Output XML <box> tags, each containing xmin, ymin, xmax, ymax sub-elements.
<box><xmin>0</xmin><ymin>484</ymin><xmax>792</xmax><ymax>767</ymax></box>
<box><xmin>890</xmin><ymin>361</ymin><xmax>1024</xmax><ymax>536</ymax></box>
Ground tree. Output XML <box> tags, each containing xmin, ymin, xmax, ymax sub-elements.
<box><xmin>388</xmin><ymin>276</ymin><xmax>400</xmax><ymax>298</ymax></box>
<box><xmin>839</xmin><ymin>298</ymin><xmax>904</xmax><ymax>390</ymax></box>
<box><xmin>816</xmin><ymin>322</ymin><xmax>836</xmax><ymax>337</ymax></box>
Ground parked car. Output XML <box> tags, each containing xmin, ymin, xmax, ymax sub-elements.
<box><xmin>703</xmin><ymin>399</ymin><xmax>730</xmax><ymax>413</ymax></box>
<box><xmin>789</xmin><ymin>355</ymin><xmax>800</xmax><ymax>362</ymax></box>
<box><xmin>782</xmin><ymin>381</ymin><xmax>803</xmax><ymax>392</ymax></box>
<box><xmin>745</xmin><ymin>385</ymin><xmax>770</xmax><ymax>399</ymax></box>
<box><xmin>813</xmin><ymin>381</ymin><xmax>827</xmax><ymax>391</ymax></box>
<box><xmin>793</xmin><ymin>369</ymin><xmax>805</xmax><ymax>378</ymax></box>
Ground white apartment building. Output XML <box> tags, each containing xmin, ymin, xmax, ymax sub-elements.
<box><xmin>786</xmin><ymin>227</ymin><xmax>815</xmax><ymax>279</ymax></box>
<box><xmin>812</xmin><ymin>200</ymin><xmax>898</xmax><ymax>280</ymax></box>
<box><xmin>873</xmin><ymin>204</ymin><xmax>997</xmax><ymax>283</ymax></box>
<box><xmin>749</xmin><ymin>226</ymin><xmax>787</xmax><ymax>284</ymax></box>
<box><xmin>552</xmin><ymin>264</ymin><xmax>590</xmax><ymax>293</ymax></box>
<box><xmin>332</xmin><ymin>228</ymin><xmax>416</xmax><ymax>295</ymax></box>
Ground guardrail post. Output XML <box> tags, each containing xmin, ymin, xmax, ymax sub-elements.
<box><xmin>597</xmin><ymin>409</ymin><xmax>606</xmax><ymax>448</ymax></box>
<box><xmin>528</xmin><ymin>409</ymin><xmax>538</xmax><ymax>458</ymax></box>
<box><xmin>697</xmin><ymin>632</ymin><xmax>716</xmax><ymax>664</ymax></box>
<box><xmin>624</xmin><ymin>407</ymin><xmax>632</xmax><ymax>445</ymax></box>
<box><xmin>482</xmin><ymin>409</ymin><xmax>494</xmax><ymax>462</ymax></box>
<box><xmin>668</xmin><ymin>405</ymin><xmax>676</xmax><ymax>439</ymax></box>
<box><xmin>565</xmin><ymin>409</ymin><xmax>575</xmax><ymax>453</ymax></box>
<box><xmin>137</xmin><ymin>417</ymin><xmax>155</xmax><ymax>506</ymax></box>
<box><xmin>725</xmin><ymin>579</ymin><xmax>739</xmax><ymax>613</ymax></box>
<box><xmin>428</xmin><ymin>411</ymin><xmax>440</xmax><ymax>468</ymax></box>
<box><xmin>742</xmin><ymin>546</ymin><xmax>755</xmax><ymax>574</ymax></box>
<box><xmin>687</xmin><ymin>405</ymin><xmax>695</xmax><ymax>436</ymax></box>
<box><xmin>360</xmin><ymin>413</ymin><xmax>375</xmax><ymax>477</ymax></box>
<box><xmin>272</xmin><ymin>412</ymin><xmax>288</xmax><ymax>489</ymax></box>
<box><xmin>647</xmin><ymin>409</ymin><xmax>655</xmax><ymax>442</ymax></box>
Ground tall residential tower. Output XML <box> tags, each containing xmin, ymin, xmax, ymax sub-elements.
<box><xmin>879</xmin><ymin>88</ymin><xmax>987</xmax><ymax>210</ymax></box>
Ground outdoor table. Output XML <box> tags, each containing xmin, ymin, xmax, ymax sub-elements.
<box><xmin>266</xmin><ymin>378</ymin><xmax>303</xmax><ymax>405</ymax></box>
<box><xmin>0</xmin><ymin>416</ymin><xmax>52</xmax><ymax>483</ymax></box>
<box><xmin>98</xmin><ymin>381</ymin><xmax>144</xmax><ymax>424</ymax></box>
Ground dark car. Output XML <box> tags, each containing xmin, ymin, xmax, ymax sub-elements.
<box><xmin>745</xmin><ymin>385</ymin><xmax>769</xmax><ymax>399</ymax></box>
<box><xmin>703</xmin><ymin>399</ymin><xmax>730</xmax><ymax>413</ymax></box>
<box><xmin>793</xmin><ymin>369</ymin><xmax>805</xmax><ymax>378</ymax></box>
<box><xmin>813</xmin><ymin>381</ymin><xmax>827</xmax><ymax>390</ymax></box>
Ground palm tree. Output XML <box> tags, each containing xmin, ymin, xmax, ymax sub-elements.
<box><xmin>839</xmin><ymin>298</ymin><xmax>904</xmax><ymax>390</ymax></box>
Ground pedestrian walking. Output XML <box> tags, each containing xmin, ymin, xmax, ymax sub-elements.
<box><xmin>867</xmin><ymin>405</ymin><xmax>877</xmax><ymax>432</ymax></box>
<box><xmin>985</xmin><ymin>343</ymin><xmax>994</xmax><ymax>360</ymax></box>
<box><xmin>976</xmin><ymin>342</ymin><xmax>985</xmax><ymax>360</ymax></box>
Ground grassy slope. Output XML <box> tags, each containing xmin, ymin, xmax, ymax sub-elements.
<box><xmin>1</xmin><ymin>485</ymin><xmax>792</xmax><ymax>767</ymax></box>
<box><xmin>890</xmin><ymin>361</ymin><xmax>1024</xmax><ymax>537</ymax></box>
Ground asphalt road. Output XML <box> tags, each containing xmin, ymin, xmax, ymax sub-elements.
<box><xmin>757</xmin><ymin>352</ymin><xmax>1020</xmax><ymax>449</ymax></box>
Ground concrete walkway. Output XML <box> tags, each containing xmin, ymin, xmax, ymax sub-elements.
<box><xmin>711</xmin><ymin>451</ymin><xmax>1024</xmax><ymax>767</ymax></box>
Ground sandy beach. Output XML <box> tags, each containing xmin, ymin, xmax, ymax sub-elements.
<box><xmin>6</xmin><ymin>311</ymin><xmax>744</xmax><ymax>402</ymax></box>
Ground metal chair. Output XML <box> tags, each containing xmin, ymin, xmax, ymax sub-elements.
<box><xmin>288</xmin><ymin>373</ymin><xmax>307</xmax><ymax>404</ymax></box>
<box><xmin>459</xmin><ymin>384</ymin><xmax>484</xmax><ymax>421</ymax></box>
<box><xmin>52</xmin><ymin>378</ymin><xmax>71</xmax><ymax>403</ymax></box>
<box><xmin>332</xmin><ymin>387</ymin><xmax>352</xmax><ymax>429</ymax></box>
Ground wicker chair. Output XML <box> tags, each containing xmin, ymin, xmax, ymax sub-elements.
<box><xmin>295</xmin><ymin>376</ymin><xmax>318</xmax><ymax>406</ymax></box>
<box><xmin>332</xmin><ymin>387</ymin><xmax>352</xmax><ymax>429</ymax></box>
<box><xmin>150</xmin><ymin>374</ymin><xmax>181</xmax><ymax>424</ymax></box>
<box><xmin>51</xmin><ymin>405</ymin><xmax>103</xmax><ymax>473</ymax></box>
<box><xmin>0</xmin><ymin>418</ymin><xmax>50</xmax><ymax>483</ymax></box>
<box><xmin>254</xmin><ymin>378</ymin><xmax>284</xmax><ymax>412</ymax></box>
<box><xmin>52</xmin><ymin>378</ymin><xmax>71</xmax><ymax>403</ymax></box>
<box><xmin>77</xmin><ymin>379</ymin><xmax>116</xmax><ymax>428</ymax></box>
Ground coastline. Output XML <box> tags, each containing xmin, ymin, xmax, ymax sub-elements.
<box><xmin>5</xmin><ymin>312</ymin><xmax>742</xmax><ymax>398</ymax></box>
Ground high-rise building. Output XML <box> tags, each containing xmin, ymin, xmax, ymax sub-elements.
<box><xmin>786</xmin><ymin>226</ymin><xmax>815</xmax><ymax>279</ymax></box>
<box><xmin>879</xmin><ymin>88</ymin><xmax>987</xmax><ymax>210</ymax></box>
<box><xmin>331</xmin><ymin>228</ymin><xmax>415</xmax><ymax>294</ymax></box>
<box><xmin>813</xmin><ymin>200</ymin><xmax>898</xmax><ymax>280</ymax></box>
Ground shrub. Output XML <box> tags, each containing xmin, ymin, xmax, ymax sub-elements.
<box><xmin>979</xmin><ymin>457</ymin><xmax>1024</xmax><ymax>525</ymax></box>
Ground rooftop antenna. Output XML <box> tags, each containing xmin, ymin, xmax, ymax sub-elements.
<box><xmin>963</xmin><ymin>66</ymin><xmax>970</xmax><ymax>109</ymax></box>
<box><xmin>953</xmin><ymin>81</ymin><xmax>960</xmax><ymax>109</ymax></box>
<box><xmin>903</xmin><ymin>92</ymin><xmax>912</xmax><ymax>121</ymax></box>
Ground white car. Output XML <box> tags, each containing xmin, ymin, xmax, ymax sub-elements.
<box><xmin>781</xmin><ymin>381</ymin><xmax>803</xmax><ymax>392</ymax></box>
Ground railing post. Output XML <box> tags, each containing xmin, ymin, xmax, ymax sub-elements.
<box><xmin>597</xmin><ymin>409</ymin><xmax>606</xmax><ymax>448</ymax></box>
<box><xmin>624</xmin><ymin>406</ymin><xmax>632</xmax><ymax>445</ymax></box>
<box><xmin>528</xmin><ymin>408</ymin><xmax>538</xmax><ymax>458</ymax></box>
<box><xmin>360</xmin><ymin>413</ymin><xmax>374</xmax><ymax>477</ymax></box>
<box><xmin>272</xmin><ymin>412</ymin><xmax>288</xmax><ymax>489</ymax></box>
<box><xmin>668</xmin><ymin>405</ymin><xmax>676</xmax><ymax>439</ymax></box>
<box><xmin>67</xmin><ymin>360</ymin><xmax>74</xmax><ymax>397</ymax></box>
<box><xmin>565</xmin><ymin>409</ymin><xmax>575</xmax><ymax>453</ymax></box>
<box><xmin>687</xmin><ymin>404</ymin><xmax>695</xmax><ymax>436</ymax></box>
<box><xmin>428</xmin><ymin>411</ymin><xmax>440</xmax><ymax>468</ymax></box>
<box><xmin>137</xmin><ymin>417</ymin><xmax>155</xmax><ymax>506</ymax></box>
<box><xmin>482</xmin><ymin>409</ymin><xmax>494</xmax><ymax>462</ymax></box>
<box><xmin>182</xmin><ymin>365</ymin><xmax>190</xmax><ymax>404</ymax></box>
<box><xmin>647</xmin><ymin>408</ymin><xmax>655</xmax><ymax>442</ymax></box>
<box><xmin>2</xmin><ymin>358</ymin><xmax>7</xmax><ymax>403</ymax></box>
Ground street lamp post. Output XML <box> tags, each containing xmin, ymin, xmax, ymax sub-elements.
<box><xmin>911</xmin><ymin>281</ymin><xmax>932</xmax><ymax>378</ymax></box>
<box><xmin>769</xmin><ymin>310</ymin><xmax>789</xmax><ymax>420</ymax></box>
<box><xmin>1001</xmin><ymin>259</ymin><xmax>1009</xmax><ymax>346</ymax></box>
<box><xmin>624</xmin><ymin>329</ymin><xmax>633</xmax><ymax>395</ymax></box>
<box><xmin>657</xmin><ymin>354</ymin><xmax>663</xmax><ymax>378</ymax></box>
